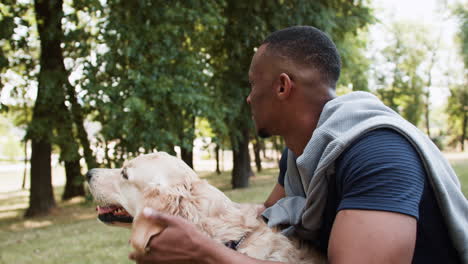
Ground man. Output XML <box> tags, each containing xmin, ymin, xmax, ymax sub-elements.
<box><xmin>130</xmin><ymin>26</ymin><xmax>468</xmax><ymax>264</ymax></box>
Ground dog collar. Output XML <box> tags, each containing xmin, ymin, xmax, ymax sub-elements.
<box><xmin>224</xmin><ymin>234</ymin><xmax>248</xmax><ymax>251</ymax></box>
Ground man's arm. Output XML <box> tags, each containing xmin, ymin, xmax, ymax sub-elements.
<box><xmin>328</xmin><ymin>129</ymin><xmax>425</xmax><ymax>264</ymax></box>
<box><xmin>129</xmin><ymin>208</ymin><xmax>284</xmax><ymax>264</ymax></box>
<box><xmin>263</xmin><ymin>148</ymin><xmax>288</xmax><ymax>210</ymax></box>
<box><xmin>328</xmin><ymin>209</ymin><xmax>416</xmax><ymax>264</ymax></box>
<box><xmin>264</xmin><ymin>183</ymin><xmax>285</xmax><ymax>208</ymax></box>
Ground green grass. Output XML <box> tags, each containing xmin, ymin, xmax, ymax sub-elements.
<box><xmin>200</xmin><ymin>168</ymin><xmax>278</xmax><ymax>203</ymax></box>
<box><xmin>0</xmin><ymin>157</ymin><xmax>466</xmax><ymax>264</ymax></box>
<box><xmin>0</xmin><ymin>168</ymin><xmax>278</xmax><ymax>264</ymax></box>
<box><xmin>452</xmin><ymin>160</ymin><xmax>468</xmax><ymax>196</ymax></box>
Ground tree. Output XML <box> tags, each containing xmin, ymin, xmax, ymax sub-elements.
<box><xmin>1</xmin><ymin>0</ymin><xmax>99</xmax><ymax>214</ymax></box>
<box><xmin>210</xmin><ymin>0</ymin><xmax>374</xmax><ymax>188</ymax></box>
<box><xmin>336</xmin><ymin>30</ymin><xmax>371</xmax><ymax>92</ymax></box>
<box><xmin>447</xmin><ymin>85</ymin><xmax>468</xmax><ymax>151</ymax></box>
<box><xmin>25</xmin><ymin>0</ymin><xmax>96</xmax><ymax>215</ymax></box>
<box><xmin>372</xmin><ymin>22</ymin><xmax>435</xmax><ymax>127</ymax></box>
<box><xmin>25</xmin><ymin>0</ymin><xmax>66</xmax><ymax>216</ymax></box>
<box><xmin>0</xmin><ymin>1</ymin><xmax>38</xmax><ymax>116</ymax></box>
<box><xmin>252</xmin><ymin>135</ymin><xmax>263</xmax><ymax>172</ymax></box>
<box><xmin>447</xmin><ymin>4</ymin><xmax>468</xmax><ymax>151</ymax></box>
<box><xmin>0</xmin><ymin>1</ymin><xmax>37</xmax><ymax>191</ymax></box>
<box><xmin>422</xmin><ymin>39</ymin><xmax>439</xmax><ymax>138</ymax></box>
<box><xmin>81</xmin><ymin>0</ymin><xmax>225</xmax><ymax>167</ymax></box>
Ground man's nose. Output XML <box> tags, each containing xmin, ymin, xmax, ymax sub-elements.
<box><xmin>246</xmin><ymin>94</ymin><xmax>251</xmax><ymax>104</ymax></box>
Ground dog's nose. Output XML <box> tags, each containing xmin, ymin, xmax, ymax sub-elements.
<box><xmin>86</xmin><ymin>170</ymin><xmax>93</xmax><ymax>182</ymax></box>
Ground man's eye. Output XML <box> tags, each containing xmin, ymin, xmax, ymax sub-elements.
<box><xmin>121</xmin><ymin>170</ymin><xmax>128</xmax><ymax>179</ymax></box>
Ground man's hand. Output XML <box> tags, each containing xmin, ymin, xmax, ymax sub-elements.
<box><xmin>128</xmin><ymin>208</ymin><xmax>282</xmax><ymax>264</ymax></box>
<box><xmin>264</xmin><ymin>183</ymin><xmax>285</xmax><ymax>208</ymax></box>
<box><xmin>128</xmin><ymin>208</ymin><xmax>206</xmax><ymax>264</ymax></box>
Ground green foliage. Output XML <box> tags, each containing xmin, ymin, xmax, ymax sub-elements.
<box><xmin>453</xmin><ymin>3</ymin><xmax>468</xmax><ymax>69</ymax></box>
<box><xmin>337</xmin><ymin>29</ymin><xmax>371</xmax><ymax>92</ymax></box>
<box><xmin>373</xmin><ymin>22</ymin><xmax>438</xmax><ymax>127</ymax></box>
<box><xmin>447</xmin><ymin>4</ymin><xmax>468</xmax><ymax>150</ymax></box>
<box><xmin>2</xmin><ymin>0</ymin><xmax>374</xmax><ymax>168</ymax></box>
<box><xmin>81</xmin><ymin>0</ymin><xmax>225</xmax><ymax>164</ymax></box>
<box><xmin>446</xmin><ymin>84</ymin><xmax>468</xmax><ymax>149</ymax></box>
<box><xmin>210</xmin><ymin>0</ymin><xmax>374</xmax><ymax>148</ymax></box>
<box><xmin>0</xmin><ymin>0</ymin><xmax>38</xmax><ymax>107</ymax></box>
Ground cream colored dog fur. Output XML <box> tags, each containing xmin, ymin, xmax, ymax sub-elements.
<box><xmin>87</xmin><ymin>152</ymin><xmax>324</xmax><ymax>263</ymax></box>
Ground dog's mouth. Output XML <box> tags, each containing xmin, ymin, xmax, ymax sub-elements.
<box><xmin>97</xmin><ymin>205</ymin><xmax>134</xmax><ymax>223</ymax></box>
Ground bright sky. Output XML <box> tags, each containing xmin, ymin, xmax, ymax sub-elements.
<box><xmin>372</xmin><ymin>0</ymin><xmax>459</xmax><ymax>41</ymax></box>
<box><xmin>369</xmin><ymin>0</ymin><xmax>464</xmax><ymax>107</ymax></box>
<box><xmin>375</xmin><ymin>0</ymin><xmax>441</xmax><ymax>20</ymax></box>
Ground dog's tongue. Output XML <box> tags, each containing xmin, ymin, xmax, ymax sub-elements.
<box><xmin>97</xmin><ymin>205</ymin><xmax>119</xmax><ymax>214</ymax></box>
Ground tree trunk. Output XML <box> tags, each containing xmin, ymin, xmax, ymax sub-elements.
<box><xmin>424</xmin><ymin>91</ymin><xmax>431</xmax><ymax>138</ymax></box>
<box><xmin>261</xmin><ymin>140</ymin><xmax>267</xmax><ymax>160</ymax></box>
<box><xmin>62</xmin><ymin>159</ymin><xmax>84</xmax><ymax>200</ymax></box>
<box><xmin>66</xmin><ymin>82</ymin><xmax>97</xmax><ymax>170</ymax></box>
<box><xmin>22</xmin><ymin>140</ymin><xmax>28</xmax><ymax>189</ymax></box>
<box><xmin>273</xmin><ymin>136</ymin><xmax>280</xmax><ymax>162</ymax></box>
<box><xmin>424</xmin><ymin>48</ymin><xmax>437</xmax><ymax>138</ymax></box>
<box><xmin>253</xmin><ymin>136</ymin><xmax>262</xmax><ymax>172</ymax></box>
<box><xmin>26</xmin><ymin>0</ymin><xmax>70</xmax><ymax>217</ymax></box>
<box><xmin>55</xmin><ymin>97</ymin><xmax>85</xmax><ymax>200</ymax></box>
<box><xmin>180</xmin><ymin>115</ymin><xmax>195</xmax><ymax>169</ymax></box>
<box><xmin>37</xmin><ymin>0</ymin><xmax>85</xmax><ymax>201</ymax></box>
<box><xmin>462</xmin><ymin>109</ymin><xmax>467</xmax><ymax>152</ymax></box>
<box><xmin>220</xmin><ymin>147</ymin><xmax>224</xmax><ymax>172</ymax></box>
<box><xmin>25</xmin><ymin>140</ymin><xmax>55</xmax><ymax>217</ymax></box>
<box><xmin>231</xmin><ymin>126</ymin><xmax>252</xmax><ymax>189</ymax></box>
<box><xmin>215</xmin><ymin>143</ymin><xmax>221</xmax><ymax>175</ymax></box>
<box><xmin>181</xmin><ymin>146</ymin><xmax>194</xmax><ymax>169</ymax></box>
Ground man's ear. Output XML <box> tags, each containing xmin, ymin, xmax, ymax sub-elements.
<box><xmin>277</xmin><ymin>73</ymin><xmax>293</xmax><ymax>100</ymax></box>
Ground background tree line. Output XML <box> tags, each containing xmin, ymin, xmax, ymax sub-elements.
<box><xmin>0</xmin><ymin>0</ymin><xmax>465</xmax><ymax>217</ymax></box>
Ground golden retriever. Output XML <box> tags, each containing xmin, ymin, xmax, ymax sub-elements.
<box><xmin>87</xmin><ymin>152</ymin><xmax>324</xmax><ymax>263</ymax></box>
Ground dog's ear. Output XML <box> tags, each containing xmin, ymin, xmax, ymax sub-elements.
<box><xmin>130</xmin><ymin>211</ymin><xmax>164</xmax><ymax>254</ymax></box>
<box><xmin>130</xmin><ymin>182</ymin><xmax>194</xmax><ymax>253</ymax></box>
<box><xmin>143</xmin><ymin>182</ymin><xmax>193</xmax><ymax>216</ymax></box>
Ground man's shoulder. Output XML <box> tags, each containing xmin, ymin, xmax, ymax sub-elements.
<box><xmin>333</xmin><ymin>127</ymin><xmax>426</xmax><ymax>219</ymax></box>
<box><xmin>336</xmin><ymin>128</ymin><xmax>419</xmax><ymax>168</ymax></box>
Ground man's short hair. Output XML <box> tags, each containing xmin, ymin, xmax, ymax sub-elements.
<box><xmin>262</xmin><ymin>26</ymin><xmax>341</xmax><ymax>88</ymax></box>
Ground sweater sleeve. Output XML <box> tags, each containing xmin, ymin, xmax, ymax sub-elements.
<box><xmin>335</xmin><ymin>128</ymin><xmax>426</xmax><ymax>219</ymax></box>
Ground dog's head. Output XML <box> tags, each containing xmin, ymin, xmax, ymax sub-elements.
<box><xmin>87</xmin><ymin>151</ymin><xmax>252</xmax><ymax>253</ymax></box>
<box><xmin>87</xmin><ymin>151</ymin><xmax>202</xmax><ymax>253</ymax></box>
<box><xmin>86</xmin><ymin>151</ymin><xmax>199</xmax><ymax>228</ymax></box>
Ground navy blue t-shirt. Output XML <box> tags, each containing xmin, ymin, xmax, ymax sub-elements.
<box><xmin>278</xmin><ymin>129</ymin><xmax>460</xmax><ymax>263</ymax></box>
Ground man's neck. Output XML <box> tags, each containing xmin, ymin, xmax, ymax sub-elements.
<box><xmin>283</xmin><ymin>113</ymin><xmax>318</xmax><ymax>157</ymax></box>
<box><xmin>282</xmin><ymin>87</ymin><xmax>336</xmax><ymax>156</ymax></box>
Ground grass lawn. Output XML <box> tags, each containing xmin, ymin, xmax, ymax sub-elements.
<box><xmin>0</xmin><ymin>156</ymin><xmax>467</xmax><ymax>264</ymax></box>
<box><xmin>0</xmin><ymin>167</ymin><xmax>278</xmax><ymax>264</ymax></box>
<box><xmin>451</xmin><ymin>160</ymin><xmax>468</xmax><ymax>196</ymax></box>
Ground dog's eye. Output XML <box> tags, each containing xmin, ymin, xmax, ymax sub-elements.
<box><xmin>121</xmin><ymin>170</ymin><xmax>128</xmax><ymax>180</ymax></box>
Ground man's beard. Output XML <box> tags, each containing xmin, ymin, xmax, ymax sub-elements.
<box><xmin>258</xmin><ymin>128</ymin><xmax>272</xmax><ymax>138</ymax></box>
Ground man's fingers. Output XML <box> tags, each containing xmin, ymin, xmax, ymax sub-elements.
<box><xmin>128</xmin><ymin>251</ymin><xmax>137</xmax><ymax>260</ymax></box>
<box><xmin>129</xmin><ymin>250</ymin><xmax>152</xmax><ymax>263</ymax></box>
